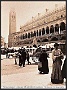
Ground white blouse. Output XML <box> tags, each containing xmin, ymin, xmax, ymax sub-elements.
<box><xmin>52</xmin><ymin>49</ymin><xmax>64</xmax><ymax>60</ymax></box>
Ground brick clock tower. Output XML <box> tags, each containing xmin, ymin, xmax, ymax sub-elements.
<box><xmin>8</xmin><ymin>9</ymin><xmax>16</xmax><ymax>47</ymax></box>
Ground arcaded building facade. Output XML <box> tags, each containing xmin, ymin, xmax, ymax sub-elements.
<box><xmin>8</xmin><ymin>5</ymin><xmax>66</xmax><ymax>47</ymax></box>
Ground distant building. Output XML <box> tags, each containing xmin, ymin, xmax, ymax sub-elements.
<box><xmin>8</xmin><ymin>5</ymin><xmax>66</xmax><ymax>47</ymax></box>
<box><xmin>1</xmin><ymin>36</ymin><xmax>4</xmax><ymax>47</ymax></box>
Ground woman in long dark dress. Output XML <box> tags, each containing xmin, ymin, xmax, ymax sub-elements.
<box><xmin>38</xmin><ymin>49</ymin><xmax>49</xmax><ymax>74</ymax></box>
<box><xmin>18</xmin><ymin>48</ymin><xmax>22</xmax><ymax>67</ymax></box>
<box><xmin>51</xmin><ymin>43</ymin><xmax>64</xmax><ymax>84</ymax></box>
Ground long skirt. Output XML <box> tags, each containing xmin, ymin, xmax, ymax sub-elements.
<box><xmin>51</xmin><ymin>59</ymin><xmax>63</xmax><ymax>84</ymax></box>
<box><xmin>38</xmin><ymin>60</ymin><xmax>49</xmax><ymax>74</ymax></box>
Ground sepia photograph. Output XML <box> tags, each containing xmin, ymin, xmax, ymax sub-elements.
<box><xmin>1</xmin><ymin>1</ymin><xmax>66</xmax><ymax>89</ymax></box>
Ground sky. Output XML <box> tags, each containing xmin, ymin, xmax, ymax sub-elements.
<box><xmin>1</xmin><ymin>1</ymin><xmax>66</xmax><ymax>43</ymax></box>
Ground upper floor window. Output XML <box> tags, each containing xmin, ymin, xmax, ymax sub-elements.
<box><xmin>61</xmin><ymin>15</ymin><xmax>63</xmax><ymax>18</ymax></box>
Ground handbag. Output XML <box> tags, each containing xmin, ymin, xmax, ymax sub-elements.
<box><xmin>38</xmin><ymin>62</ymin><xmax>42</xmax><ymax>69</ymax></box>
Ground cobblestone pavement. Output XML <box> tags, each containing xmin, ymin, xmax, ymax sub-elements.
<box><xmin>1</xmin><ymin>56</ymin><xmax>66</xmax><ymax>89</ymax></box>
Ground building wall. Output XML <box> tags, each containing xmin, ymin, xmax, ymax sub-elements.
<box><xmin>20</xmin><ymin>6</ymin><xmax>66</xmax><ymax>34</ymax></box>
<box><xmin>1</xmin><ymin>36</ymin><xmax>4</xmax><ymax>47</ymax></box>
<box><xmin>8</xmin><ymin>5</ymin><xmax>66</xmax><ymax>47</ymax></box>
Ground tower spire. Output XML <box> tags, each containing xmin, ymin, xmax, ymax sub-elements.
<box><xmin>9</xmin><ymin>9</ymin><xmax>16</xmax><ymax>35</ymax></box>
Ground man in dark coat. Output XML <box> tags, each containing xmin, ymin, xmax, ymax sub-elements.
<box><xmin>21</xmin><ymin>48</ymin><xmax>26</xmax><ymax>67</ymax></box>
<box><xmin>38</xmin><ymin>49</ymin><xmax>49</xmax><ymax>74</ymax></box>
<box><xmin>6</xmin><ymin>48</ymin><xmax>9</xmax><ymax>58</ymax></box>
<box><xmin>18</xmin><ymin>48</ymin><xmax>22</xmax><ymax>67</ymax></box>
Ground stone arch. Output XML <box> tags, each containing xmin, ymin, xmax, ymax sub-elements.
<box><xmin>61</xmin><ymin>15</ymin><xmax>63</xmax><ymax>18</ymax></box>
<box><xmin>37</xmin><ymin>39</ymin><xmax>40</xmax><ymax>42</ymax></box>
<box><xmin>55</xmin><ymin>24</ymin><xmax>59</xmax><ymax>32</ymax></box>
<box><xmin>60</xmin><ymin>36</ymin><xmax>66</xmax><ymax>40</ymax></box>
<box><xmin>37</xmin><ymin>30</ymin><xmax>39</xmax><ymax>36</ymax></box>
<box><xmin>31</xmin><ymin>32</ymin><xmax>34</xmax><ymax>37</ymax></box>
<box><xmin>39</xmin><ymin>29</ymin><xmax>41</xmax><ymax>36</ymax></box>
<box><xmin>60</xmin><ymin>22</ymin><xmax>65</xmax><ymax>31</ymax></box>
<box><xmin>33</xmin><ymin>44</ymin><xmax>37</xmax><ymax>48</ymax></box>
<box><xmin>27</xmin><ymin>46</ymin><xmax>29</xmax><ymax>48</ymax></box>
<box><xmin>34</xmin><ymin>31</ymin><xmax>36</xmax><ymax>37</ymax></box>
<box><xmin>46</xmin><ymin>26</ymin><xmax>49</xmax><ymax>34</ymax></box>
<box><xmin>42</xmin><ymin>28</ymin><xmax>45</xmax><ymax>35</ymax></box>
<box><xmin>23</xmin><ymin>34</ymin><xmax>25</xmax><ymax>39</ymax></box>
<box><xmin>50</xmin><ymin>25</ymin><xmax>54</xmax><ymax>33</ymax></box>
<box><xmin>28</xmin><ymin>33</ymin><xmax>30</xmax><ymax>38</ymax></box>
<box><xmin>42</xmin><ymin>38</ymin><xmax>48</xmax><ymax>42</ymax></box>
<box><xmin>30</xmin><ymin>46</ymin><xmax>32</xmax><ymax>48</ymax></box>
<box><xmin>25</xmin><ymin>33</ymin><xmax>27</xmax><ymax>38</ymax></box>
<box><xmin>51</xmin><ymin>37</ymin><xmax>58</xmax><ymax>41</ymax></box>
<box><xmin>23</xmin><ymin>34</ymin><xmax>24</xmax><ymax>39</ymax></box>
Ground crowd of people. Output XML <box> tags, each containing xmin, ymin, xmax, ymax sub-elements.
<box><xmin>4</xmin><ymin>43</ymin><xmax>66</xmax><ymax>84</ymax></box>
<box><xmin>18</xmin><ymin>48</ymin><xmax>31</xmax><ymax>67</ymax></box>
<box><xmin>37</xmin><ymin>43</ymin><xmax>66</xmax><ymax>84</ymax></box>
